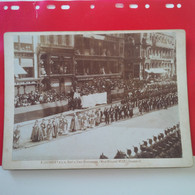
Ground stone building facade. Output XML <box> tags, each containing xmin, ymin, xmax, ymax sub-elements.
<box><xmin>124</xmin><ymin>32</ymin><xmax>176</xmax><ymax>80</ymax></box>
<box><xmin>14</xmin><ymin>32</ymin><xmax>175</xmax><ymax>95</ymax></box>
<box><xmin>14</xmin><ymin>33</ymin><xmax>125</xmax><ymax>94</ymax></box>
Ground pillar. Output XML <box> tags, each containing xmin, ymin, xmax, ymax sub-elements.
<box><xmin>33</xmin><ymin>35</ymin><xmax>38</xmax><ymax>79</ymax></box>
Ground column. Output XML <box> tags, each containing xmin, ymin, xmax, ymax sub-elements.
<box><xmin>33</xmin><ymin>35</ymin><xmax>38</xmax><ymax>79</ymax></box>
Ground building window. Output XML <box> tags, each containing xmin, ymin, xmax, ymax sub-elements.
<box><xmin>40</xmin><ymin>35</ymin><xmax>45</xmax><ymax>44</ymax></box>
<box><xmin>49</xmin><ymin>35</ymin><xmax>54</xmax><ymax>44</ymax></box>
<box><xmin>66</xmin><ymin>35</ymin><xmax>70</xmax><ymax>46</ymax></box>
<box><xmin>58</xmin><ymin>35</ymin><xmax>62</xmax><ymax>45</ymax></box>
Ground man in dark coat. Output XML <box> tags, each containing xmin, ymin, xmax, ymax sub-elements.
<box><xmin>115</xmin><ymin>106</ymin><xmax>119</xmax><ymax>121</ymax></box>
<box><xmin>104</xmin><ymin>108</ymin><xmax>109</xmax><ymax>125</ymax></box>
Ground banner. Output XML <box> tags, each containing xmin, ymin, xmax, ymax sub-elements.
<box><xmin>81</xmin><ymin>92</ymin><xmax>107</xmax><ymax>108</ymax></box>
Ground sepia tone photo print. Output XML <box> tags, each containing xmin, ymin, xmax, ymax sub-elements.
<box><xmin>3</xmin><ymin>30</ymin><xmax>193</xmax><ymax>169</ymax></box>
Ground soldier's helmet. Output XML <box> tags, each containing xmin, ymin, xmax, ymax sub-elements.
<box><xmin>134</xmin><ymin>146</ymin><xmax>138</xmax><ymax>154</ymax></box>
<box><xmin>148</xmin><ymin>139</ymin><xmax>153</xmax><ymax>145</ymax></box>
<box><xmin>100</xmin><ymin>153</ymin><xmax>108</xmax><ymax>159</ymax></box>
<box><xmin>127</xmin><ymin>149</ymin><xmax>132</xmax><ymax>156</ymax></box>
<box><xmin>153</xmin><ymin>136</ymin><xmax>157</xmax><ymax>142</ymax></box>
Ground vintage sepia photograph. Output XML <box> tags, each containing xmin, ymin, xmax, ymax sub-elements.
<box><xmin>2</xmin><ymin>30</ymin><xmax>193</xmax><ymax>169</ymax></box>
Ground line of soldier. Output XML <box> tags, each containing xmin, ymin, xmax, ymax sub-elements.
<box><xmin>137</xmin><ymin>92</ymin><xmax>178</xmax><ymax>114</ymax></box>
<box><xmin>24</xmin><ymin>84</ymin><xmax>177</xmax><ymax>142</ymax></box>
<box><xmin>30</xmin><ymin>101</ymin><xmax>134</xmax><ymax>142</ymax></box>
<box><xmin>100</xmin><ymin>103</ymin><xmax>134</xmax><ymax>125</ymax></box>
<box><xmin>100</xmin><ymin>123</ymin><xmax>181</xmax><ymax>159</ymax></box>
<box><xmin>30</xmin><ymin>92</ymin><xmax>177</xmax><ymax>142</ymax></box>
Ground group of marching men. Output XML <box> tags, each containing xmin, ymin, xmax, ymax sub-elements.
<box><xmin>137</xmin><ymin>92</ymin><xmax>178</xmax><ymax>114</ymax></box>
<box><xmin>29</xmin><ymin>91</ymin><xmax>177</xmax><ymax>142</ymax></box>
<box><xmin>13</xmin><ymin>88</ymin><xmax>178</xmax><ymax>145</ymax></box>
<box><xmin>100</xmin><ymin>123</ymin><xmax>181</xmax><ymax>159</ymax></box>
<box><xmin>30</xmin><ymin>102</ymin><xmax>135</xmax><ymax>142</ymax></box>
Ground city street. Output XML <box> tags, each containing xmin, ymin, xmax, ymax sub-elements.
<box><xmin>13</xmin><ymin>105</ymin><xmax>179</xmax><ymax>160</ymax></box>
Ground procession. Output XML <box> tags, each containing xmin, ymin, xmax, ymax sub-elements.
<box><xmin>12</xmin><ymin>32</ymin><xmax>182</xmax><ymax>160</ymax></box>
<box><xmin>13</xmin><ymin>80</ymin><xmax>178</xmax><ymax>148</ymax></box>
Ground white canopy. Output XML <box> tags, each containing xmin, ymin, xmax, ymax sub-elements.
<box><xmin>145</xmin><ymin>68</ymin><xmax>167</xmax><ymax>74</ymax></box>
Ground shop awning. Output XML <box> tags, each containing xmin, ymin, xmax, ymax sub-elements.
<box><xmin>145</xmin><ymin>68</ymin><xmax>167</xmax><ymax>74</ymax></box>
<box><xmin>20</xmin><ymin>58</ymin><xmax>33</xmax><ymax>67</ymax></box>
<box><xmin>14</xmin><ymin>59</ymin><xmax>27</xmax><ymax>75</ymax></box>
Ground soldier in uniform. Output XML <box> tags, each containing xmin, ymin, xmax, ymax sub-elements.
<box><xmin>104</xmin><ymin>108</ymin><xmax>109</xmax><ymax>125</ymax></box>
<box><xmin>115</xmin><ymin>105</ymin><xmax>119</xmax><ymax>121</ymax></box>
<box><xmin>138</xmin><ymin>101</ymin><xmax>143</xmax><ymax>115</ymax></box>
<box><xmin>129</xmin><ymin>106</ymin><xmax>133</xmax><ymax>118</ymax></box>
<box><xmin>109</xmin><ymin>106</ymin><xmax>114</xmax><ymax>123</ymax></box>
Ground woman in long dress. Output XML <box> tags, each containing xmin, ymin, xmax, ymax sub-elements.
<box><xmin>82</xmin><ymin>113</ymin><xmax>88</xmax><ymax>130</ymax></box>
<box><xmin>90</xmin><ymin>110</ymin><xmax>95</xmax><ymax>128</ymax></box>
<box><xmin>58</xmin><ymin>115</ymin><xmax>64</xmax><ymax>135</ymax></box>
<box><xmin>40</xmin><ymin>119</ymin><xmax>46</xmax><ymax>139</ymax></box>
<box><xmin>31</xmin><ymin>120</ymin><xmax>43</xmax><ymax>142</ymax></box>
<box><xmin>97</xmin><ymin>109</ymin><xmax>101</xmax><ymax>126</ymax></box>
<box><xmin>78</xmin><ymin>113</ymin><xmax>82</xmax><ymax>130</ymax></box>
<box><xmin>63</xmin><ymin>115</ymin><xmax>68</xmax><ymax>134</ymax></box>
<box><xmin>46</xmin><ymin>119</ymin><xmax>53</xmax><ymax>140</ymax></box>
<box><xmin>70</xmin><ymin>115</ymin><xmax>76</xmax><ymax>132</ymax></box>
<box><xmin>52</xmin><ymin>118</ymin><xmax>58</xmax><ymax>138</ymax></box>
<box><xmin>70</xmin><ymin>113</ymin><xmax>80</xmax><ymax>132</ymax></box>
<box><xmin>13</xmin><ymin>125</ymin><xmax>20</xmax><ymax>149</ymax></box>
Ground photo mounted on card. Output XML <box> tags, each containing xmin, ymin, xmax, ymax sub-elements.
<box><xmin>2</xmin><ymin>30</ymin><xmax>193</xmax><ymax>169</ymax></box>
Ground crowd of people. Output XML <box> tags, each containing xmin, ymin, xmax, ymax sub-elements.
<box><xmin>68</xmin><ymin>97</ymin><xmax>82</xmax><ymax>110</ymax></box>
<box><xmin>137</xmin><ymin>93</ymin><xmax>178</xmax><ymax>114</ymax></box>
<box><xmin>100</xmin><ymin>123</ymin><xmax>182</xmax><ymax>159</ymax></box>
<box><xmin>14</xmin><ymin>78</ymin><xmax>143</xmax><ymax>108</ymax></box>
<box><xmin>14</xmin><ymin>77</ymin><xmax>177</xmax><ymax>111</ymax></box>
<box><xmin>29</xmin><ymin>101</ymin><xmax>135</xmax><ymax>143</ymax></box>
<box><xmin>27</xmin><ymin>88</ymin><xmax>175</xmax><ymax>143</ymax></box>
<box><xmin>13</xmin><ymin>81</ymin><xmax>178</xmax><ymax>146</ymax></box>
<box><xmin>14</xmin><ymin>89</ymin><xmax>69</xmax><ymax>108</ymax></box>
<box><xmin>77</xmin><ymin>78</ymin><xmax>134</xmax><ymax>96</ymax></box>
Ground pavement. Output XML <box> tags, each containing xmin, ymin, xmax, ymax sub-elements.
<box><xmin>13</xmin><ymin>105</ymin><xmax>179</xmax><ymax>160</ymax></box>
